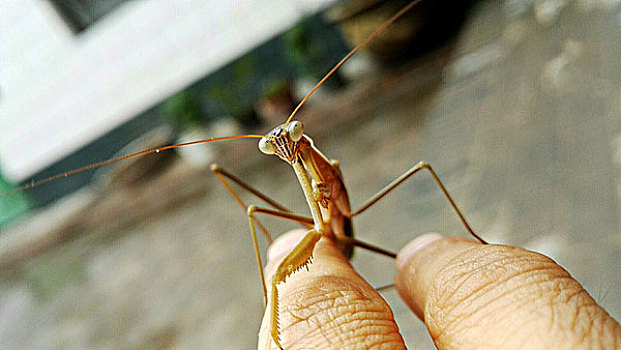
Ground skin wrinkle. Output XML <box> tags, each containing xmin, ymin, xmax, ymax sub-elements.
<box><xmin>418</xmin><ymin>242</ymin><xmax>621</xmax><ymax>350</ymax></box>
<box><xmin>428</xmin><ymin>248</ymin><xmax>529</xmax><ymax>325</ymax></box>
<box><xmin>432</xmin><ymin>294</ymin><xmax>545</xmax><ymax>350</ymax></box>
<box><xmin>329</xmin><ymin>318</ymin><xmax>399</xmax><ymax>348</ymax></box>
<box><xmin>431</xmin><ymin>246</ymin><xmax>550</xmax><ymax>315</ymax></box>
<box><xmin>278</xmin><ymin>279</ymin><xmax>347</xmax><ymax>346</ymax></box>
<box><xmin>498</xmin><ymin>279</ymin><xmax>571</xmax><ymax>346</ymax></box>
<box><xmin>578</xmin><ymin>307</ymin><xmax>594</xmax><ymax>347</ymax></box>
<box><xmin>605</xmin><ymin>315</ymin><xmax>620</xmax><ymax>350</ymax></box>
<box><xmin>339</xmin><ymin>316</ymin><xmax>384</xmax><ymax>346</ymax></box>
<box><xmin>351</xmin><ymin>328</ymin><xmax>404</xmax><ymax>350</ymax></box>
<box><xmin>341</xmin><ymin>307</ymin><xmax>399</xmax><ymax>347</ymax></box>
<box><xmin>567</xmin><ymin>289</ymin><xmax>588</xmax><ymax>331</ymax></box>
<box><xmin>426</xmin><ymin>245</ymin><xmax>583</xmax><ymax>349</ymax></box>
<box><xmin>352</xmin><ymin>322</ymin><xmax>404</xmax><ymax>350</ymax></box>
<box><xmin>575</xmin><ymin>290</ymin><xmax>614</xmax><ymax>348</ymax></box>
<box><xmin>548</xmin><ymin>292</ymin><xmax>556</xmax><ymax>334</ymax></box>
<box><xmin>509</xmin><ymin>277</ymin><xmax>599</xmax><ymax>349</ymax></box>
<box><xmin>433</xmin><ymin>246</ymin><xmax>483</xmax><ymax>305</ymax></box>
<box><xmin>569</xmin><ymin>292</ymin><xmax>606</xmax><ymax>348</ymax></box>
<box><xmin>286</xmin><ymin>276</ymin><xmax>361</xmax><ymax>315</ymax></box>
<box><xmin>441</xmin><ymin>262</ymin><xmax>562</xmax><ymax>321</ymax></box>
<box><xmin>521</xmin><ymin>279</ymin><xmax>568</xmax><ymax>336</ymax></box>
<box><xmin>311</xmin><ymin>314</ymin><xmax>333</xmax><ymax>348</ymax></box>
<box><xmin>431</xmin><ymin>246</ymin><xmax>562</xmax><ymax>313</ymax></box>
<box><xmin>327</xmin><ymin>304</ymin><xmax>400</xmax><ymax>348</ymax></box>
<box><xmin>558</xmin><ymin>283</ymin><xmax>602</xmax><ymax>346</ymax></box>
<box><xmin>471</xmin><ymin>267</ymin><xmax>574</xmax><ymax>321</ymax></box>
<box><xmin>275</xmin><ymin>263</ymin><xmax>401</xmax><ymax>349</ymax></box>
<box><xmin>602</xmin><ymin>313</ymin><xmax>621</xmax><ymax>349</ymax></box>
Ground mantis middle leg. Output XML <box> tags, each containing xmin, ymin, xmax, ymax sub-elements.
<box><xmin>345</xmin><ymin>161</ymin><xmax>487</xmax><ymax>244</ymax></box>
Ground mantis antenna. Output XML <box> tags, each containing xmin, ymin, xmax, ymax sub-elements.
<box><xmin>1</xmin><ymin>134</ymin><xmax>264</xmax><ymax>198</ymax></box>
<box><xmin>4</xmin><ymin>0</ymin><xmax>423</xmax><ymax>200</ymax></box>
<box><xmin>284</xmin><ymin>0</ymin><xmax>424</xmax><ymax>127</ymax></box>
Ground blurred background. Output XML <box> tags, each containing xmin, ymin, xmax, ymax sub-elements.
<box><xmin>1</xmin><ymin>0</ymin><xmax>620</xmax><ymax>349</ymax></box>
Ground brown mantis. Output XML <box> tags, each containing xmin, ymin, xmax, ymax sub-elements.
<box><xmin>212</xmin><ymin>119</ymin><xmax>486</xmax><ymax>348</ymax></box>
<box><xmin>207</xmin><ymin>2</ymin><xmax>486</xmax><ymax>348</ymax></box>
<box><xmin>1</xmin><ymin>1</ymin><xmax>487</xmax><ymax>348</ymax></box>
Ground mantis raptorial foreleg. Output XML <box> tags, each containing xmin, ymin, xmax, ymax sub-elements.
<box><xmin>269</xmin><ymin>227</ymin><xmax>323</xmax><ymax>350</ymax></box>
<box><xmin>246</xmin><ymin>202</ymin><xmax>324</xmax><ymax>349</ymax></box>
<box><xmin>247</xmin><ymin>205</ymin><xmax>316</xmax><ymax>305</ymax></box>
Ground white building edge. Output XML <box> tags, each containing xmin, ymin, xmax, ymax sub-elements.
<box><xmin>0</xmin><ymin>0</ymin><xmax>333</xmax><ymax>183</ymax></box>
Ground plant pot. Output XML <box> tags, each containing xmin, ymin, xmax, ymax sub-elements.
<box><xmin>328</xmin><ymin>0</ymin><xmax>476</xmax><ymax>65</ymax></box>
<box><xmin>176</xmin><ymin>128</ymin><xmax>216</xmax><ymax>169</ymax></box>
<box><xmin>257</xmin><ymin>81</ymin><xmax>297</xmax><ymax>125</ymax></box>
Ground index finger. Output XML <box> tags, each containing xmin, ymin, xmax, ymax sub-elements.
<box><xmin>258</xmin><ymin>230</ymin><xmax>406</xmax><ymax>350</ymax></box>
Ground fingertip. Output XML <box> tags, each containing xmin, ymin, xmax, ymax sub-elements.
<box><xmin>396</xmin><ymin>233</ymin><xmax>444</xmax><ymax>270</ymax></box>
<box><xmin>395</xmin><ymin>234</ymin><xmax>481</xmax><ymax>320</ymax></box>
<box><xmin>261</xmin><ymin>231</ymin><xmax>405</xmax><ymax>349</ymax></box>
<box><xmin>267</xmin><ymin>229</ymin><xmax>307</xmax><ymax>262</ymax></box>
<box><xmin>395</xmin><ymin>233</ymin><xmax>445</xmax><ymax>320</ymax></box>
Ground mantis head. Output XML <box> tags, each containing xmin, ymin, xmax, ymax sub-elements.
<box><xmin>258</xmin><ymin>120</ymin><xmax>304</xmax><ymax>164</ymax></box>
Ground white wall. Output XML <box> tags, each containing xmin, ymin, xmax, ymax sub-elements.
<box><xmin>0</xmin><ymin>0</ymin><xmax>333</xmax><ymax>182</ymax></box>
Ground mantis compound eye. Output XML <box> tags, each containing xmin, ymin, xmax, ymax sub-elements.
<box><xmin>286</xmin><ymin>121</ymin><xmax>304</xmax><ymax>142</ymax></box>
<box><xmin>258</xmin><ymin>137</ymin><xmax>276</xmax><ymax>155</ymax></box>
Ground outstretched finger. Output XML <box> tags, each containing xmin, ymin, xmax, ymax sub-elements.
<box><xmin>258</xmin><ymin>229</ymin><xmax>405</xmax><ymax>350</ymax></box>
<box><xmin>395</xmin><ymin>233</ymin><xmax>621</xmax><ymax>350</ymax></box>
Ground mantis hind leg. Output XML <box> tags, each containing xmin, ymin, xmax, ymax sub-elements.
<box><xmin>350</xmin><ymin>161</ymin><xmax>486</xmax><ymax>244</ymax></box>
<box><xmin>335</xmin><ymin>235</ymin><xmax>397</xmax><ymax>258</ymax></box>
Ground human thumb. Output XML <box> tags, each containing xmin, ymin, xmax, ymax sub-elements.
<box><xmin>395</xmin><ymin>233</ymin><xmax>621</xmax><ymax>350</ymax></box>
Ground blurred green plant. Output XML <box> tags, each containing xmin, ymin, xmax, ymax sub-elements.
<box><xmin>233</xmin><ymin>55</ymin><xmax>254</xmax><ymax>85</ymax></box>
<box><xmin>163</xmin><ymin>92</ymin><xmax>205</xmax><ymax>132</ymax></box>
<box><xmin>0</xmin><ymin>171</ymin><xmax>31</xmax><ymax>228</ymax></box>
<box><xmin>262</xmin><ymin>78</ymin><xmax>290</xmax><ymax>100</ymax></box>
<box><xmin>283</xmin><ymin>16</ymin><xmax>346</xmax><ymax>90</ymax></box>
<box><xmin>206</xmin><ymin>57</ymin><xmax>262</xmax><ymax>129</ymax></box>
<box><xmin>283</xmin><ymin>17</ymin><xmax>322</xmax><ymax>79</ymax></box>
<box><xmin>206</xmin><ymin>85</ymin><xmax>260</xmax><ymax>129</ymax></box>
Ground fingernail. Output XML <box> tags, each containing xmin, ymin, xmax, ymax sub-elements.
<box><xmin>396</xmin><ymin>233</ymin><xmax>444</xmax><ymax>270</ymax></box>
<box><xmin>267</xmin><ymin>229</ymin><xmax>306</xmax><ymax>261</ymax></box>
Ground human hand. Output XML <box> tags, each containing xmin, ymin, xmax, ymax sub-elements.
<box><xmin>258</xmin><ymin>230</ymin><xmax>621</xmax><ymax>349</ymax></box>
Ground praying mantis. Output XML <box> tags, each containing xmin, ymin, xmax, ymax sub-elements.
<box><xmin>217</xmin><ymin>3</ymin><xmax>483</xmax><ymax>346</ymax></box>
<box><xmin>213</xmin><ymin>116</ymin><xmax>486</xmax><ymax>349</ymax></box>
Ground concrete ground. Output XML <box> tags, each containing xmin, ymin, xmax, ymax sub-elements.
<box><xmin>1</xmin><ymin>1</ymin><xmax>620</xmax><ymax>349</ymax></box>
